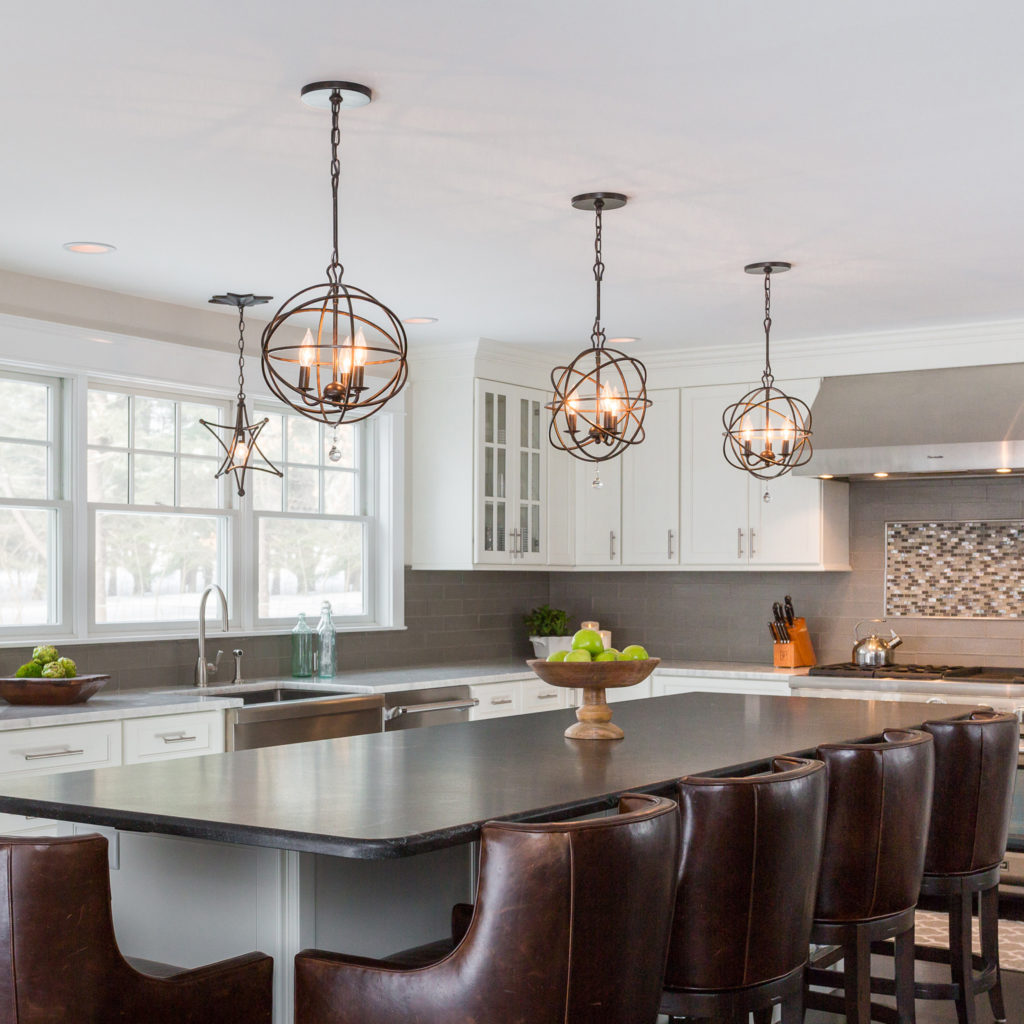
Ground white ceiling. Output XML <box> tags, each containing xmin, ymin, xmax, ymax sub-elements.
<box><xmin>3</xmin><ymin>0</ymin><xmax>1023</xmax><ymax>354</ymax></box>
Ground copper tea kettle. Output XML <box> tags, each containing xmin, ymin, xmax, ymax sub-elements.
<box><xmin>852</xmin><ymin>619</ymin><xmax>903</xmax><ymax>668</ymax></box>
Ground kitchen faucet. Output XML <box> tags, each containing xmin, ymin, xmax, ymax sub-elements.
<box><xmin>195</xmin><ymin>584</ymin><xmax>229</xmax><ymax>687</ymax></box>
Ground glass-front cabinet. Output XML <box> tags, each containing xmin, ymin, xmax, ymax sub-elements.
<box><xmin>475</xmin><ymin>380</ymin><xmax>547</xmax><ymax>565</ymax></box>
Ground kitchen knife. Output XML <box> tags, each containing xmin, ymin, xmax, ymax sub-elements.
<box><xmin>784</xmin><ymin>596</ymin><xmax>795</xmax><ymax>625</ymax></box>
<box><xmin>773</xmin><ymin>602</ymin><xmax>784</xmax><ymax>625</ymax></box>
<box><xmin>769</xmin><ymin>621</ymin><xmax>780</xmax><ymax>643</ymax></box>
<box><xmin>778</xmin><ymin>620</ymin><xmax>790</xmax><ymax>643</ymax></box>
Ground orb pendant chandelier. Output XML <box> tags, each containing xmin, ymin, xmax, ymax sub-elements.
<box><xmin>201</xmin><ymin>293</ymin><xmax>283</xmax><ymax>497</ymax></box>
<box><xmin>260</xmin><ymin>81</ymin><xmax>408</xmax><ymax>427</ymax></box>
<box><xmin>546</xmin><ymin>192</ymin><xmax>651</xmax><ymax>464</ymax></box>
<box><xmin>722</xmin><ymin>262</ymin><xmax>812</xmax><ymax>480</ymax></box>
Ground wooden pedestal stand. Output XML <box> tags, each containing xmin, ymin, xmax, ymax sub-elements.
<box><xmin>526</xmin><ymin>658</ymin><xmax>661</xmax><ymax>740</ymax></box>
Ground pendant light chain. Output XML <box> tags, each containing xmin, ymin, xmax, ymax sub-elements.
<box><xmin>762</xmin><ymin>269</ymin><xmax>774</xmax><ymax>386</ymax></box>
<box><xmin>235</xmin><ymin>303</ymin><xmax>248</xmax><ymax>403</ymax></box>
<box><xmin>327</xmin><ymin>91</ymin><xmax>344</xmax><ymax>285</ymax></box>
<box><xmin>591</xmin><ymin>200</ymin><xmax>605</xmax><ymax>347</ymax></box>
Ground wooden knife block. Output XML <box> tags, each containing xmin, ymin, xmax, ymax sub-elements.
<box><xmin>772</xmin><ymin>617</ymin><xmax>816</xmax><ymax>669</ymax></box>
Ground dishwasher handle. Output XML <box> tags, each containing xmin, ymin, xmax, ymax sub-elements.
<box><xmin>384</xmin><ymin>698</ymin><xmax>479</xmax><ymax>721</ymax></box>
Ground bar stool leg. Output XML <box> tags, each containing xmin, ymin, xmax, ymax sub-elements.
<box><xmin>844</xmin><ymin>928</ymin><xmax>872</xmax><ymax>1024</ymax></box>
<box><xmin>894</xmin><ymin>924</ymin><xmax>916</xmax><ymax>1024</ymax></box>
<box><xmin>979</xmin><ymin>885</ymin><xmax>1006</xmax><ymax>1023</ymax></box>
<box><xmin>949</xmin><ymin>889</ymin><xmax>977</xmax><ymax>1024</ymax></box>
<box><xmin>779</xmin><ymin>986</ymin><xmax>803</xmax><ymax>1024</ymax></box>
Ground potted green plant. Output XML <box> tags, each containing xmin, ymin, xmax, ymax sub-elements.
<box><xmin>524</xmin><ymin>605</ymin><xmax>573</xmax><ymax>659</ymax></box>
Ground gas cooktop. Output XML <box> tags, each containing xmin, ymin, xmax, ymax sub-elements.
<box><xmin>808</xmin><ymin>663</ymin><xmax>1024</xmax><ymax>684</ymax></box>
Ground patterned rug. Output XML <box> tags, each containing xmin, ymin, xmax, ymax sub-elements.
<box><xmin>915</xmin><ymin>909</ymin><xmax>1024</xmax><ymax>972</ymax></box>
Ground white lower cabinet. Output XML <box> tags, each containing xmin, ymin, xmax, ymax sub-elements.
<box><xmin>520</xmin><ymin>678</ymin><xmax>569</xmax><ymax>713</ymax></box>
<box><xmin>606</xmin><ymin>678</ymin><xmax>653</xmax><ymax>703</ymax></box>
<box><xmin>122</xmin><ymin>710</ymin><xmax>225</xmax><ymax>764</ymax></box>
<box><xmin>652</xmin><ymin>674</ymin><xmax>791</xmax><ymax>698</ymax></box>
<box><xmin>0</xmin><ymin>709</ymin><xmax>225</xmax><ymax>837</ymax></box>
<box><xmin>469</xmin><ymin>681</ymin><xmax>523</xmax><ymax>720</ymax></box>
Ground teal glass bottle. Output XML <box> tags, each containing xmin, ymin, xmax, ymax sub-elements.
<box><xmin>316</xmin><ymin>601</ymin><xmax>336</xmax><ymax>679</ymax></box>
<box><xmin>291</xmin><ymin>613</ymin><xmax>314</xmax><ymax>678</ymax></box>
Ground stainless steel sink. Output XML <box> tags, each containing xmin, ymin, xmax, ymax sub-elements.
<box><xmin>234</xmin><ymin>687</ymin><xmax>358</xmax><ymax>706</ymax></box>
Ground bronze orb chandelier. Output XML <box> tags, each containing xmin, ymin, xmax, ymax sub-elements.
<box><xmin>722</xmin><ymin>262</ymin><xmax>812</xmax><ymax>480</ymax></box>
<box><xmin>547</xmin><ymin>193</ymin><xmax>650</xmax><ymax>464</ymax></box>
<box><xmin>261</xmin><ymin>82</ymin><xmax>408</xmax><ymax>427</ymax></box>
<box><xmin>200</xmin><ymin>292</ymin><xmax>283</xmax><ymax>498</ymax></box>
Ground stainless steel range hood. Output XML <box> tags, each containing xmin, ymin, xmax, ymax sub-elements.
<box><xmin>793</xmin><ymin>363</ymin><xmax>1024</xmax><ymax>478</ymax></box>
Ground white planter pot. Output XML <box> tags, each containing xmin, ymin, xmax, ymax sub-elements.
<box><xmin>529</xmin><ymin>636</ymin><xmax>574</xmax><ymax>659</ymax></box>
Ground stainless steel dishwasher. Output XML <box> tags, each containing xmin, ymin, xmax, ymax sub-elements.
<box><xmin>226</xmin><ymin>691</ymin><xmax>385</xmax><ymax>751</ymax></box>
<box><xmin>382</xmin><ymin>685</ymin><xmax>478</xmax><ymax>731</ymax></box>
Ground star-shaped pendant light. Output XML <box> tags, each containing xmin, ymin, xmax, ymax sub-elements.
<box><xmin>201</xmin><ymin>292</ymin><xmax>283</xmax><ymax>497</ymax></box>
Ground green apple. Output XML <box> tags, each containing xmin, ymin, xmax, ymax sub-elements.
<box><xmin>546</xmin><ymin>649</ymin><xmax>569</xmax><ymax>662</ymax></box>
<box><xmin>571</xmin><ymin>628</ymin><xmax>604</xmax><ymax>656</ymax></box>
<box><xmin>618</xmin><ymin>644</ymin><xmax>650</xmax><ymax>661</ymax></box>
<box><xmin>565</xmin><ymin>649</ymin><xmax>593</xmax><ymax>662</ymax></box>
<box><xmin>594</xmin><ymin>649</ymin><xmax>618</xmax><ymax>662</ymax></box>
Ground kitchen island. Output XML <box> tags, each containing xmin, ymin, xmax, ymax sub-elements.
<box><xmin>0</xmin><ymin>691</ymin><xmax>984</xmax><ymax>1024</ymax></box>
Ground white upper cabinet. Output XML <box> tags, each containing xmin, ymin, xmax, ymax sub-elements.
<box><xmin>621</xmin><ymin>389</ymin><xmax>681</xmax><ymax>566</ymax></box>
<box><xmin>680</xmin><ymin>381</ymin><xmax>850</xmax><ymax>571</ymax></box>
<box><xmin>574</xmin><ymin>457</ymin><xmax>623</xmax><ymax>565</ymax></box>
<box><xmin>475</xmin><ymin>381</ymin><xmax>548</xmax><ymax>565</ymax></box>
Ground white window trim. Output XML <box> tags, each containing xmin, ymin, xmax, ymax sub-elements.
<box><xmin>0</xmin><ymin>313</ymin><xmax>405</xmax><ymax>645</ymax></box>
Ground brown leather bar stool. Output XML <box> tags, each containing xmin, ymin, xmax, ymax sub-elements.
<box><xmin>295</xmin><ymin>793</ymin><xmax>680</xmax><ymax>1024</ymax></box>
<box><xmin>805</xmin><ymin>728</ymin><xmax>935</xmax><ymax>1024</ymax></box>
<box><xmin>911</xmin><ymin>710</ymin><xmax>1017</xmax><ymax>1024</ymax></box>
<box><xmin>0</xmin><ymin>833</ymin><xmax>273</xmax><ymax>1022</ymax></box>
<box><xmin>660</xmin><ymin>756</ymin><xmax>827</xmax><ymax>1024</ymax></box>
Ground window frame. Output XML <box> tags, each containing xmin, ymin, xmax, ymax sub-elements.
<box><xmin>0</xmin><ymin>327</ymin><xmax>405</xmax><ymax>643</ymax></box>
<box><xmin>0</xmin><ymin>369</ymin><xmax>72</xmax><ymax>638</ymax></box>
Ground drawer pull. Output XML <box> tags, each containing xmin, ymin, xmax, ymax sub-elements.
<box><xmin>157</xmin><ymin>732</ymin><xmax>198</xmax><ymax>744</ymax></box>
<box><xmin>24</xmin><ymin>748</ymin><xmax>84</xmax><ymax>761</ymax></box>
<box><xmin>490</xmin><ymin>697</ymin><xmax>513</xmax><ymax>706</ymax></box>
<box><xmin>537</xmin><ymin>692</ymin><xmax>558</xmax><ymax>700</ymax></box>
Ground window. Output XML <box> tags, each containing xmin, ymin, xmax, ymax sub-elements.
<box><xmin>87</xmin><ymin>387</ymin><xmax>232</xmax><ymax>628</ymax></box>
<box><xmin>0</xmin><ymin>373</ymin><xmax>64</xmax><ymax>629</ymax></box>
<box><xmin>251</xmin><ymin>409</ymin><xmax>370</xmax><ymax>623</ymax></box>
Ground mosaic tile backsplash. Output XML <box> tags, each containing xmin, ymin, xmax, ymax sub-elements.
<box><xmin>885</xmin><ymin>521</ymin><xmax>1024</xmax><ymax>618</ymax></box>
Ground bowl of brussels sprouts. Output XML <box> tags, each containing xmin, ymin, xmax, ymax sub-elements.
<box><xmin>0</xmin><ymin>646</ymin><xmax>108</xmax><ymax>705</ymax></box>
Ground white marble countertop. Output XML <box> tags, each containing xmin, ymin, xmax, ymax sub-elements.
<box><xmin>0</xmin><ymin>660</ymin><xmax>803</xmax><ymax>729</ymax></box>
<box><xmin>0</xmin><ymin>691</ymin><xmax>242</xmax><ymax>731</ymax></box>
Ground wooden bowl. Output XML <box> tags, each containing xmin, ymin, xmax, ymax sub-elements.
<box><xmin>527</xmin><ymin>658</ymin><xmax>660</xmax><ymax>740</ymax></box>
<box><xmin>0</xmin><ymin>674</ymin><xmax>110</xmax><ymax>706</ymax></box>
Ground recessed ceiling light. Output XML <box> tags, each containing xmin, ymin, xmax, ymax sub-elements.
<box><xmin>873</xmin><ymin>471</ymin><xmax>889</xmax><ymax>478</ymax></box>
<box><xmin>402</xmin><ymin>316</ymin><xmax>439</xmax><ymax>325</ymax></box>
<box><xmin>63</xmin><ymin>241</ymin><xmax>116</xmax><ymax>255</ymax></box>
<box><xmin>608</xmin><ymin>336</ymin><xmax>640</xmax><ymax>344</ymax></box>
<box><xmin>819</xmin><ymin>474</ymin><xmax>834</xmax><ymax>480</ymax></box>
<box><xmin>88</xmin><ymin>336</ymin><xmax>113</xmax><ymax>345</ymax></box>
<box><xmin>996</xmin><ymin>467</ymin><xmax>1013</xmax><ymax>474</ymax></box>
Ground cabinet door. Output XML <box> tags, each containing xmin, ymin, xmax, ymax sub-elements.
<box><xmin>574</xmin><ymin>458</ymin><xmax>622</xmax><ymax>565</ymax></box>
<box><xmin>475</xmin><ymin>384</ymin><xmax>512</xmax><ymax>564</ymax></box>
<box><xmin>622</xmin><ymin>389</ymin><xmax>680</xmax><ymax>565</ymax></box>
<box><xmin>748</xmin><ymin>475</ymin><xmax>823</xmax><ymax>566</ymax></box>
<box><xmin>513</xmin><ymin>389</ymin><xmax>547</xmax><ymax>565</ymax></box>
<box><xmin>680</xmin><ymin>383</ymin><xmax>751</xmax><ymax>565</ymax></box>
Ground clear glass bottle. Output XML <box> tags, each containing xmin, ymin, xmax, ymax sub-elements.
<box><xmin>316</xmin><ymin>600</ymin><xmax>336</xmax><ymax>679</ymax></box>
<box><xmin>291</xmin><ymin>613</ymin><xmax>314</xmax><ymax>678</ymax></box>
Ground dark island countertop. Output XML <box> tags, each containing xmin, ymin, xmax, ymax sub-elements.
<box><xmin>0</xmin><ymin>693</ymin><xmax>983</xmax><ymax>859</ymax></box>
